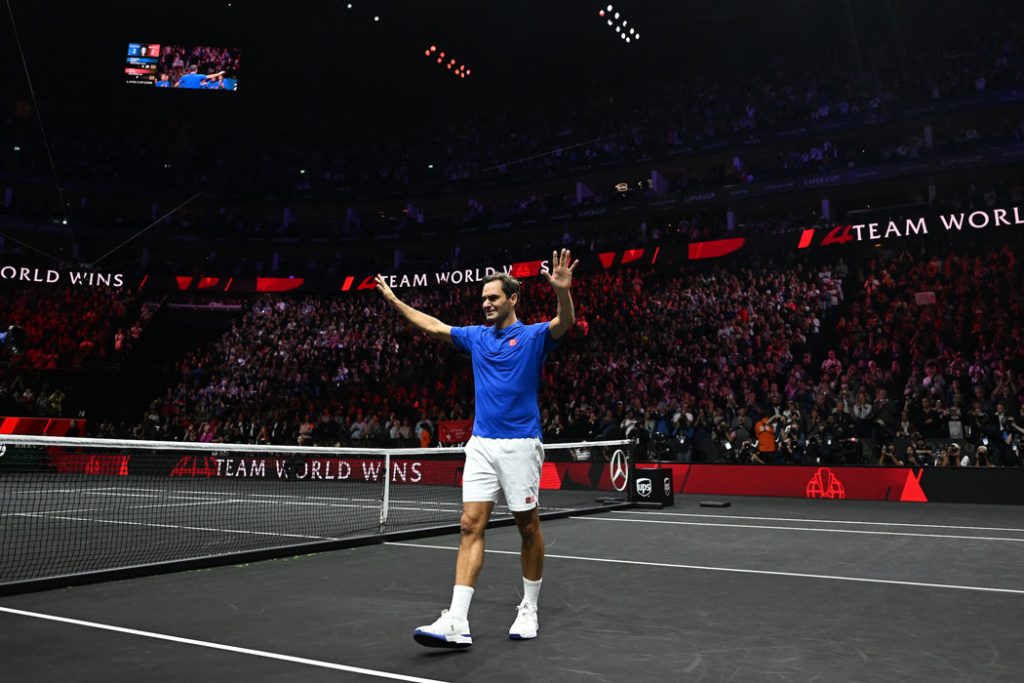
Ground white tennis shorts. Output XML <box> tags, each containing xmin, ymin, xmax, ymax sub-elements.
<box><xmin>462</xmin><ymin>435</ymin><xmax>544</xmax><ymax>512</ymax></box>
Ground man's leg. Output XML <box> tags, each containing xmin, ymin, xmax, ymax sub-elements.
<box><xmin>509</xmin><ymin>506</ymin><xmax>543</xmax><ymax>639</ymax></box>
<box><xmin>455</xmin><ymin>501</ymin><xmax>494</xmax><ymax>586</ymax></box>
<box><xmin>413</xmin><ymin>500</ymin><xmax>493</xmax><ymax>649</ymax></box>
<box><xmin>513</xmin><ymin>507</ymin><xmax>544</xmax><ymax>581</ymax></box>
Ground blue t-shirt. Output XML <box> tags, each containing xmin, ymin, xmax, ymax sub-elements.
<box><xmin>177</xmin><ymin>73</ymin><xmax>207</xmax><ymax>89</ymax></box>
<box><xmin>450</xmin><ymin>321</ymin><xmax>557</xmax><ymax>439</ymax></box>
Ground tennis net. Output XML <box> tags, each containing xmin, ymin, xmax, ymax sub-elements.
<box><xmin>0</xmin><ymin>435</ymin><xmax>635</xmax><ymax>593</ymax></box>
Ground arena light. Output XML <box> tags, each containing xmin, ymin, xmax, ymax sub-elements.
<box><xmin>597</xmin><ymin>5</ymin><xmax>640</xmax><ymax>43</ymax></box>
<box><xmin>424</xmin><ymin>45</ymin><xmax>471</xmax><ymax>79</ymax></box>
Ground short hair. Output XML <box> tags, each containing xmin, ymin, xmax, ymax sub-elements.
<box><xmin>483</xmin><ymin>273</ymin><xmax>521</xmax><ymax>301</ymax></box>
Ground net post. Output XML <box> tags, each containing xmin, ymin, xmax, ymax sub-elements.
<box><xmin>380</xmin><ymin>450</ymin><xmax>392</xmax><ymax>530</ymax></box>
<box><xmin>627</xmin><ymin>437</ymin><xmax>638</xmax><ymax>504</ymax></box>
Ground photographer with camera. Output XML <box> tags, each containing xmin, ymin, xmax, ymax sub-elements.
<box><xmin>878</xmin><ymin>443</ymin><xmax>904</xmax><ymax>466</ymax></box>
<box><xmin>754</xmin><ymin>413</ymin><xmax>781</xmax><ymax>464</ymax></box>
<box><xmin>905</xmin><ymin>433</ymin><xmax>934</xmax><ymax>467</ymax></box>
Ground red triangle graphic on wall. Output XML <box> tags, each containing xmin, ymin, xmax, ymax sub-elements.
<box><xmin>899</xmin><ymin>469</ymin><xmax>928</xmax><ymax>503</ymax></box>
<box><xmin>539</xmin><ymin>462</ymin><xmax>563</xmax><ymax>490</ymax></box>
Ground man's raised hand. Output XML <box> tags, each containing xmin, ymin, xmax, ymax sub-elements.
<box><xmin>375</xmin><ymin>274</ymin><xmax>397</xmax><ymax>303</ymax></box>
<box><xmin>543</xmin><ymin>249</ymin><xmax>579</xmax><ymax>292</ymax></box>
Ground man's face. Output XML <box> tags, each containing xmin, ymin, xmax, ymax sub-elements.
<box><xmin>481</xmin><ymin>280</ymin><xmax>516</xmax><ymax>326</ymax></box>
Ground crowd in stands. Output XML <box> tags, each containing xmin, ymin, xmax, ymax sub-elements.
<box><xmin>4</xmin><ymin>109</ymin><xmax>1020</xmax><ymax>271</ymax></box>
<box><xmin>0</xmin><ymin>369</ymin><xmax>72</xmax><ymax>418</ymax></box>
<box><xmin>0</xmin><ymin>286</ymin><xmax>155</xmax><ymax>368</ymax></box>
<box><xmin>60</xmin><ymin>238</ymin><xmax>1019</xmax><ymax>467</ymax></box>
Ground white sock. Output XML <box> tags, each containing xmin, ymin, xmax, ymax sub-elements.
<box><xmin>523</xmin><ymin>577</ymin><xmax>542</xmax><ymax>607</ymax></box>
<box><xmin>449</xmin><ymin>585</ymin><xmax>474</xmax><ymax>620</ymax></box>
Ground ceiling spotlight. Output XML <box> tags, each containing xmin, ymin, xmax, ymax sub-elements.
<box><xmin>598</xmin><ymin>6</ymin><xmax>641</xmax><ymax>46</ymax></box>
<box><xmin>425</xmin><ymin>44</ymin><xmax>473</xmax><ymax>79</ymax></box>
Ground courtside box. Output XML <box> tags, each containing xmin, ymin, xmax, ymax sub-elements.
<box><xmin>634</xmin><ymin>467</ymin><xmax>674</xmax><ymax>506</ymax></box>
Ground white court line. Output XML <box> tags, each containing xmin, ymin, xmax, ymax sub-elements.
<box><xmin>570</xmin><ymin>516</ymin><xmax>1024</xmax><ymax>543</ymax></box>
<box><xmin>9</xmin><ymin>513</ymin><xmax>340</xmax><ymax>541</ymax></box>
<box><xmin>248</xmin><ymin>493</ymin><xmax>380</xmax><ymax>500</ymax></box>
<box><xmin>622</xmin><ymin>510</ymin><xmax>1024</xmax><ymax>534</ymax></box>
<box><xmin>1</xmin><ymin>508</ymin><xmax>96</xmax><ymax>517</ymax></box>
<box><xmin>86</xmin><ymin>487</ymin><xmax>174</xmax><ymax>493</ymax></box>
<box><xmin>386</xmin><ymin>542</ymin><xmax>1024</xmax><ymax>596</ymax></box>
<box><xmin>83</xmin><ymin>492</ymin><xmax>161</xmax><ymax>499</ymax></box>
<box><xmin>0</xmin><ymin>606</ymin><xmax>449</xmax><ymax>683</ymax></box>
<box><xmin>91</xmin><ymin>489</ymin><xmax>255</xmax><ymax>498</ymax></box>
<box><xmin>165</xmin><ymin>493</ymin><xmax>252</xmax><ymax>499</ymax></box>
<box><xmin>130</xmin><ymin>500</ymin><xmax>255</xmax><ymax>510</ymax></box>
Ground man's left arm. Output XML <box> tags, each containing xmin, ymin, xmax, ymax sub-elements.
<box><xmin>544</xmin><ymin>249</ymin><xmax>579</xmax><ymax>341</ymax></box>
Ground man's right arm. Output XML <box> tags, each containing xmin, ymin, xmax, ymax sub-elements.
<box><xmin>375</xmin><ymin>274</ymin><xmax>453</xmax><ymax>344</ymax></box>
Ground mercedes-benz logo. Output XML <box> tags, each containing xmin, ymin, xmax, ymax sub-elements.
<box><xmin>610</xmin><ymin>448</ymin><xmax>629</xmax><ymax>492</ymax></box>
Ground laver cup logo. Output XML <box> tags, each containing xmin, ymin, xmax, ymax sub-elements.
<box><xmin>636</xmin><ymin>477</ymin><xmax>652</xmax><ymax>498</ymax></box>
<box><xmin>806</xmin><ymin>467</ymin><xmax>846</xmax><ymax>499</ymax></box>
<box><xmin>664</xmin><ymin>477</ymin><xmax>672</xmax><ymax>497</ymax></box>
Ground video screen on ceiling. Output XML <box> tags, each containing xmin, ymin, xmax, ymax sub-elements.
<box><xmin>125</xmin><ymin>43</ymin><xmax>240</xmax><ymax>91</ymax></box>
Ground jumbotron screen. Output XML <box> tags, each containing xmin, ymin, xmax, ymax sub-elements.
<box><xmin>125</xmin><ymin>43</ymin><xmax>240</xmax><ymax>91</ymax></box>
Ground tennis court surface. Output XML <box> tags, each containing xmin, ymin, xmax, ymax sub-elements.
<box><xmin>3</xmin><ymin>494</ymin><xmax>1022</xmax><ymax>682</ymax></box>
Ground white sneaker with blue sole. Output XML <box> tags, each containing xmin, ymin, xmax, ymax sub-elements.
<box><xmin>413</xmin><ymin>610</ymin><xmax>473</xmax><ymax>649</ymax></box>
<box><xmin>508</xmin><ymin>601</ymin><xmax>538</xmax><ymax>640</ymax></box>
